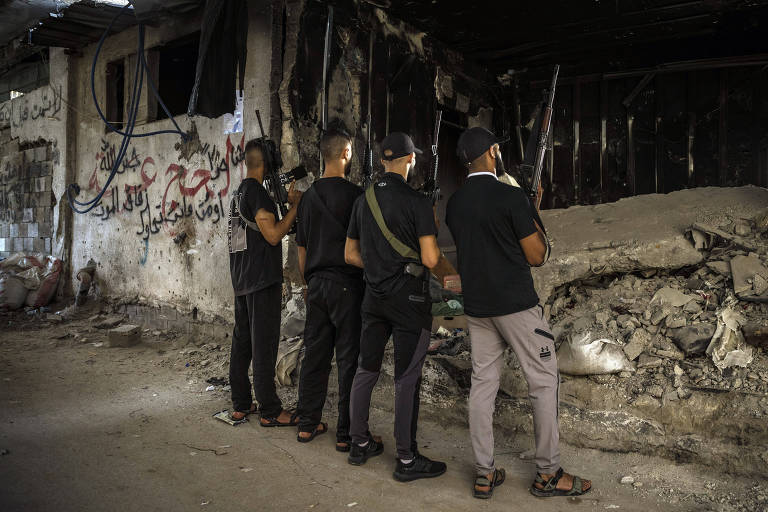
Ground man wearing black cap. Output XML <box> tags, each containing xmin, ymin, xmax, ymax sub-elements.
<box><xmin>446</xmin><ymin>127</ymin><xmax>591</xmax><ymax>499</ymax></box>
<box><xmin>344</xmin><ymin>132</ymin><xmax>447</xmax><ymax>482</ymax></box>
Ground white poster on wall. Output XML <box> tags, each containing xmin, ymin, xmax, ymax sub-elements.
<box><xmin>223</xmin><ymin>90</ymin><xmax>243</xmax><ymax>134</ymax></box>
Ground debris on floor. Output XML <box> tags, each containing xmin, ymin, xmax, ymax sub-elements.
<box><xmin>0</xmin><ymin>252</ymin><xmax>62</xmax><ymax>310</ymax></box>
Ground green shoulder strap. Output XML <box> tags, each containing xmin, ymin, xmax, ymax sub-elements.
<box><xmin>365</xmin><ymin>185</ymin><xmax>419</xmax><ymax>260</ymax></box>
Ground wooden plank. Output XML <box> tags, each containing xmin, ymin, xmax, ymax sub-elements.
<box><xmin>718</xmin><ymin>69</ymin><xmax>728</xmax><ymax>186</ymax></box>
<box><xmin>573</xmin><ymin>81</ymin><xmax>581</xmax><ymax>203</ymax></box>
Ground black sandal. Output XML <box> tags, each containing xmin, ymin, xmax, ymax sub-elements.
<box><xmin>230</xmin><ymin>404</ymin><xmax>258</xmax><ymax>421</ymax></box>
<box><xmin>336</xmin><ymin>441</ymin><xmax>351</xmax><ymax>453</ymax></box>
<box><xmin>297</xmin><ymin>422</ymin><xmax>327</xmax><ymax>443</ymax></box>
<box><xmin>259</xmin><ymin>411</ymin><xmax>299</xmax><ymax>428</ymax></box>
<box><xmin>530</xmin><ymin>468</ymin><xmax>592</xmax><ymax>497</ymax></box>
<box><xmin>473</xmin><ymin>468</ymin><xmax>505</xmax><ymax>499</ymax></box>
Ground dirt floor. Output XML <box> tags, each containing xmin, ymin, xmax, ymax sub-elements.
<box><xmin>1</xmin><ymin>307</ymin><xmax>767</xmax><ymax>512</ymax></box>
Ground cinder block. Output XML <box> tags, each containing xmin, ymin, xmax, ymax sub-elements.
<box><xmin>22</xmin><ymin>208</ymin><xmax>33</xmax><ymax>223</ymax></box>
<box><xmin>12</xmin><ymin>238</ymin><xmax>23</xmax><ymax>252</ymax></box>
<box><xmin>0</xmin><ymin>225</ymin><xmax>9</xmax><ymax>238</ymax></box>
<box><xmin>27</xmin><ymin>162</ymin><xmax>41</xmax><ymax>178</ymax></box>
<box><xmin>38</xmin><ymin>223</ymin><xmax>52</xmax><ymax>238</ymax></box>
<box><xmin>107</xmin><ymin>324</ymin><xmax>142</xmax><ymax>348</ymax></box>
<box><xmin>9</xmin><ymin>224</ymin><xmax>19</xmax><ymax>237</ymax></box>
<box><xmin>32</xmin><ymin>237</ymin><xmax>44</xmax><ymax>253</ymax></box>
<box><xmin>0</xmin><ymin>238</ymin><xmax>6</xmax><ymax>252</ymax></box>
<box><xmin>27</xmin><ymin>223</ymin><xmax>38</xmax><ymax>237</ymax></box>
<box><xmin>33</xmin><ymin>146</ymin><xmax>47</xmax><ymax>163</ymax></box>
<box><xmin>22</xmin><ymin>238</ymin><xmax>34</xmax><ymax>252</ymax></box>
<box><xmin>38</xmin><ymin>207</ymin><xmax>52</xmax><ymax>224</ymax></box>
<box><xmin>44</xmin><ymin>238</ymin><xmax>51</xmax><ymax>254</ymax></box>
<box><xmin>39</xmin><ymin>162</ymin><xmax>52</xmax><ymax>177</ymax></box>
<box><xmin>23</xmin><ymin>148</ymin><xmax>35</xmax><ymax>164</ymax></box>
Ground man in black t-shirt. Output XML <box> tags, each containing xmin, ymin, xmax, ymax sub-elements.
<box><xmin>344</xmin><ymin>132</ymin><xmax>447</xmax><ymax>482</ymax></box>
<box><xmin>294</xmin><ymin>129</ymin><xmax>373</xmax><ymax>450</ymax></box>
<box><xmin>446</xmin><ymin>127</ymin><xmax>591</xmax><ymax>499</ymax></box>
<box><xmin>227</xmin><ymin>138</ymin><xmax>302</xmax><ymax>426</ymax></box>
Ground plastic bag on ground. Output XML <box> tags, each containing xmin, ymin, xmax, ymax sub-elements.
<box><xmin>558</xmin><ymin>331</ymin><xmax>636</xmax><ymax>375</ymax></box>
<box><xmin>0</xmin><ymin>276</ymin><xmax>28</xmax><ymax>310</ymax></box>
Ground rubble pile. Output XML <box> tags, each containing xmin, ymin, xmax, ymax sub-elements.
<box><xmin>547</xmin><ymin>211</ymin><xmax>768</xmax><ymax>400</ymax></box>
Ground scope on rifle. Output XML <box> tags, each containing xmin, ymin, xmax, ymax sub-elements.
<box><xmin>277</xmin><ymin>165</ymin><xmax>308</xmax><ymax>186</ymax></box>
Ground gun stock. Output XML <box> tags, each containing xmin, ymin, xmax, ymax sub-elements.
<box><xmin>526</xmin><ymin>64</ymin><xmax>559</xmax><ymax>209</ymax></box>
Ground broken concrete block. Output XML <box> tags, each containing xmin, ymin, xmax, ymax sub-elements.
<box><xmin>665</xmin><ymin>312</ymin><xmax>687</xmax><ymax>329</ymax></box>
<box><xmin>623</xmin><ymin>328</ymin><xmax>652</xmax><ymax>361</ymax></box>
<box><xmin>743</xmin><ymin>323</ymin><xmax>768</xmax><ymax>349</ymax></box>
<box><xmin>95</xmin><ymin>314</ymin><xmax>125</xmax><ymax>329</ymax></box>
<box><xmin>668</xmin><ymin>324</ymin><xmax>716</xmax><ymax>355</ymax></box>
<box><xmin>730</xmin><ymin>254</ymin><xmax>768</xmax><ymax>302</ymax></box>
<box><xmin>637</xmin><ymin>354</ymin><xmax>662</xmax><ymax>368</ymax></box>
<box><xmin>107</xmin><ymin>324</ymin><xmax>142</xmax><ymax>348</ymax></box>
<box><xmin>683</xmin><ymin>301</ymin><xmax>702</xmax><ymax>314</ymax></box>
<box><xmin>650</xmin><ymin>306</ymin><xmax>672</xmax><ymax>326</ymax></box>
<box><xmin>733</xmin><ymin>219</ymin><xmax>751</xmax><ymax>236</ymax></box>
<box><xmin>651</xmin><ymin>287</ymin><xmax>697</xmax><ymax>308</ymax></box>
<box><xmin>706</xmin><ymin>260</ymin><xmax>731</xmax><ymax>277</ymax></box>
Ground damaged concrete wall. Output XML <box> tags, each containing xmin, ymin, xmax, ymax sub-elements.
<box><xmin>67</xmin><ymin>5</ymin><xmax>275</xmax><ymax>319</ymax></box>
<box><xmin>0</xmin><ymin>48</ymin><xmax>69</xmax><ymax>261</ymax></box>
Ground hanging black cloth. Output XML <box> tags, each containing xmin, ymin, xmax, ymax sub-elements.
<box><xmin>187</xmin><ymin>0</ymin><xmax>248</xmax><ymax>118</ymax></box>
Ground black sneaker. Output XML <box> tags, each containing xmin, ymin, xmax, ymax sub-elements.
<box><xmin>393</xmin><ymin>454</ymin><xmax>447</xmax><ymax>482</ymax></box>
<box><xmin>347</xmin><ymin>436</ymin><xmax>384</xmax><ymax>466</ymax></box>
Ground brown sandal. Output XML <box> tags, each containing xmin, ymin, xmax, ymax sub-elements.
<box><xmin>259</xmin><ymin>411</ymin><xmax>299</xmax><ymax>427</ymax></box>
<box><xmin>530</xmin><ymin>468</ymin><xmax>592</xmax><ymax>497</ymax></box>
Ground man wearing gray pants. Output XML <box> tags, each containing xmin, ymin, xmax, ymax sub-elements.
<box><xmin>446</xmin><ymin>127</ymin><xmax>592</xmax><ymax>500</ymax></box>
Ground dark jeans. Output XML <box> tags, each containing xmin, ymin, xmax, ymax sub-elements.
<box><xmin>349</xmin><ymin>277</ymin><xmax>432</xmax><ymax>460</ymax></box>
<box><xmin>297</xmin><ymin>276</ymin><xmax>363</xmax><ymax>442</ymax></box>
<box><xmin>229</xmin><ymin>284</ymin><xmax>283</xmax><ymax>418</ymax></box>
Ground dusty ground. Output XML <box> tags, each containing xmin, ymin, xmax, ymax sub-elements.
<box><xmin>1</xmin><ymin>308</ymin><xmax>767</xmax><ymax>512</ymax></box>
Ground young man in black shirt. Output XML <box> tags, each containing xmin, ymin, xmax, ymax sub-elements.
<box><xmin>294</xmin><ymin>129</ymin><xmax>374</xmax><ymax>450</ymax></box>
<box><xmin>344</xmin><ymin>132</ymin><xmax>447</xmax><ymax>482</ymax></box>
<box><xmin>446</xmin><ymin>127</ymin><xmax>592</xmax><ymax>499</ymax></box>
<box><xmin>227</xmin><ymin>138</ymin><xmax>302</xmax><ymax>426</ymax></box>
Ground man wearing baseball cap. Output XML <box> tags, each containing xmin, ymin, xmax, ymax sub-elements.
<box><xmin>344</xmin><ymin>132</ymin><xmax>447</xmax><ymax>482</ymax></box>
<box><xmin>446</xmin><ymin>127</ymin><xmax>591</xmax><ymax>499</ymax></box>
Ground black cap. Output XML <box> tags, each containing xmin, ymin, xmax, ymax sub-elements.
<box><xmin>456</xmin><ymin>127</ymin><xmax>507</xmax><ymax>165</ymax></box>
<box><xmin>381</xmin><ymin>132</ymin><xmax>422</xmax><ymax>160</ymax></box>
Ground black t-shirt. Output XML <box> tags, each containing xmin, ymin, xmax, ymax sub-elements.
<box><xmin>446</xmin><ymin>174</ymin><xmax>539</xmax><ymax>317</ymax></box>
<box><xmin>347</xmin><ymin>172</ymin><xmax>438</xmax><ymax>298</ymax></box>
<box><xmin>295</xmin><ymin>177</ymin><xmax>363</xmax><ymax>286</ymax></box>
<box><xmin>228</xmin><ymin>178</ymin><xmax>283</xmax><ymax>296</ymax></box>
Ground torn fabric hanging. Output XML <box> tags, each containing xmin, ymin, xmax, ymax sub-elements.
<box><xmin>187</xmin><ymin>0</ymin><xmax>248</xmax><ymax>118</ymax></box>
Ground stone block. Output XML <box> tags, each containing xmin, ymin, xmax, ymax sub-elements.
<box><xmin>38</xmin><ymin>207</ymin><xmax>52</xmax><ymax>224</ymax></box>
<box><xmin>0</xmin><ymin>225</ymin><xmax>8</xmax><ymax>238</ymax></box>
<box><xmin>0</xmin><ymin>238</ymin><xmax>6</xmax><ymax>252</ymax></box>
<box><xmin>23</xmin><ymin>148</ymin><xmax>36</xmax><ymax>164</ymax></box>
<box><xmin>33</xmin><ymin>146</ymin><xmax>47</xmax><ymax>163</ymax></box>
<box><xmin>12</xmin><ymin>238</ymin><xmax>23</xmax><ymax>252</ymax></box>
<box><xmin>107</xmin><ymin>324</ymin><xmax>142</xmax><ymax>348</ymax></box>
<box><xmin>15</xmin><ymin>223</ymin><xmax>27</xmax><ymax>237</ymax></box>
<box><xmin>94</xmin><ymin>314</ymin><xmax>125</xmax><ymax>329</ymax></box>
<box><xmin>624</xmin><ymin>328</ymin><xmax>652</xmax><ymax>361</ymax></box>
<box><xmin>9</xmin><ymin>224</ymin><xmax>19</xmax><ymax>237</ymax></box>
<box><xmin>44</xmin><ymin>238</ymin><xmax>51</xmax><ymax>254</ymax></box>
<box><xmin>22</xmin><ymin>238</ymin><xmax>34</xmax><ymax>252</ymax></box>
<box><xmin>27</xmin><ymin>162</ymin><xmax>41</xmax><ymax>178</ymax></box>
<box><xmin>32</xmin><ymin>237</ymin><xmax>44</xmax><ymax>253</ymax></box>
<box><xmin>22</xmin><ymin>208</ymin><xmax>33</xmax><ymax>223</ymax></box>
<box><xmin>39</xmin><ymin>162</ymin><xmax>52</xmax><ymax>177</ymax></box>
<box><xmin>26</xmin><ymin>222</ymin><xmax>38</xmax><ymax>238</ymax></box>
<box><xmin>38</xmin><ymin>223</ymin><xmax>52</xmax><ymax>238</ymax></box>
<box><xmin>668</xmin><ymin>324</ymin><xmax>716</xmax><ymax>355</ymax></box>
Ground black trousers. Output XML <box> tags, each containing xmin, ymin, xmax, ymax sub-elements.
<box><xmin>349</xmin><ymin>277</ymin><xmax>432</xmax><ymax>460</ymax></box>
<box><xmin>297</xmin><ymin>276</ymin><xmax>363</xmax><ymax>442</ymax></box>
<box><xmin>229</xmin><ymin>283</ymin><xmax>283</xmax><ymax>418</ymax></box>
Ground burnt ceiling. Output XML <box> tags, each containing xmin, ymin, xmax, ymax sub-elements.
<box><xmin>379</xmin><ymin>0</ymin><xmax>768</xmax><ymax>78</ymax></box>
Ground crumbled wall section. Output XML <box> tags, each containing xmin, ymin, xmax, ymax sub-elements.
<box><xmin>0</xmin><ymin>138</ymin><xmax>55</xmax><ymax>257</ymax></box>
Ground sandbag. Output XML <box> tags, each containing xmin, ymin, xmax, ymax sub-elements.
<box><xmin>0</xmin><ymin>276</ymin><xmax>28</xmax><ymax>310</ymax></box>
<box><xmin>557</xmin><ymin>332</ymin><xmax>636</xmax><ymax>376</ymax></box>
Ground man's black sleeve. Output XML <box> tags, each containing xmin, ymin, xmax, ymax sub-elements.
<box><xmin>347</xmin><ymin>196</ymin><xmax>362</xmax><ymax>239</ymax></box>
<box><xmin>414</xmin><ymin>196</ymin><xmax>438</xmax><ymax>238</ymax></box>
<box><xmin>508</xmin><ymin>188</ymin><xmax>537</xmax><ymax>241</ymax></box>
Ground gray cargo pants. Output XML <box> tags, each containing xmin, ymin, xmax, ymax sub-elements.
<box><xmin>467</xmin><ymin>305</ymin><xmax>560</xmax><ymax>476</ymax></box>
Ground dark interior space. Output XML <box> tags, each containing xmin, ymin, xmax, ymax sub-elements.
<box><xmin>156</xmin><ymin>32</ymin><xmax>200</xmax><ymax>121</ymax></box>
<box><xmin>0</xmin><ymin>50</ymin><xmax>49</xmax><ymax>102</ymax></box>
<box><xmin>105</xmin><ymin>58</ymin><xmax>125</xmax><ymax>132</ymax></box>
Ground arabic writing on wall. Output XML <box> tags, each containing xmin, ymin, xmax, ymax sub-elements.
<box><xmin>0</xmin><ymin>84</ymin><xmax>63</xmax><ymax>129</ymax></box>
<box><xmin>87</xmin><ymin>134</ymin><xmax>246</xmax><ymax>242</ymax></box>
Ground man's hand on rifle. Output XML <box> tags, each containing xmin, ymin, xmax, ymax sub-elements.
<box><xmin>535</xmin><ymin>183</ymin><xmax>544</xmax><ymax>211</ymax></box>
<box><xmin>287</xmin><ymin>181</ymin><xmax>302</xmax><ymax>206</ymax></box>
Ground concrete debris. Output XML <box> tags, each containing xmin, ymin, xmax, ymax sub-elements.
<box><xmin>730</xmin><ymin>254</ymin><xmax>768</xmax><ymax>302</ymax></box>
<box><xmin>668</xmin><ymin>324</ymin><xmax>716</xmax><ymax>355</ymax></box>
<box><xmin>94</xmin><ymin>314</ymin><xmax>125</xmax><ymax>329</ymax></box>
<box><xmin>558</xmin><ymin>332</ymin><xmax>635</xmax><ymax>375</ymax></box>
<box><xmin>650</xmin><ymin>287</ymin><xmax>697</xmax><ymax>308</ymax></box>
<box><xmin>623</xmin><ymin>328</ymin><xmax>652</xmax><ymax>362</ymax></box>
<box><xmin>107</xmin><ymin>324</ymin><xmax>142</xmax><ymax>348</ymax></box>
<box><xmin>706</xmin><ymin>297</ymin><xmax>753</xmax><ymax>370</ymax></box>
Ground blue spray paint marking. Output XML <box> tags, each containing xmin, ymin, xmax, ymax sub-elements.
<box><xmin>139</xmin><ymin>238</ymin><xmax>149</xmax><ymax>266</ymax></box>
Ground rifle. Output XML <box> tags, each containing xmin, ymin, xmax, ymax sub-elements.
<box><xmin>423</xmin><ymin>109</ymin><xmax>443</xmax><ymax>205</ymax></box>
<box><xmin>361</xmin><ymin>30</ymin><xmax>374</xmax><ymax>188</ymax></box>
<box><xmin>255</xmin><ymin>110</ymin><xmax>306</xmax><ymax>234</ymax></box>
<box><xmin>319</xmin><ymin>4</ymin><xmax>333</xmax><ymax>174</ymax></box>
<box><xmin>520</xmin><ymin>64</ymin><xmax>559</xmax><ymax>210</ymax></box>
